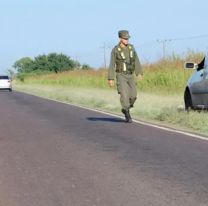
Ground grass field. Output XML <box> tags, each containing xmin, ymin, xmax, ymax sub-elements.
<box><xmin>16</xmin><ymin>52</ymin><xmax>203</xmax><ymax>93</ymax></box>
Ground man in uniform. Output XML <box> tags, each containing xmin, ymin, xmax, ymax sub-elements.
<box><xmin>108</xmin><ymin>30</ymin><xmax>143</xmax><ymax>123</ymax></box>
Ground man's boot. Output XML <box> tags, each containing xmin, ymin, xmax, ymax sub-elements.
<box><xmin>121</xmin><ymin>109</ymin><xmax>132</xmax><ymax>123</ymax></box>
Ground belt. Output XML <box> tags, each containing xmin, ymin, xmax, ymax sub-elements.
<box><xmin>119</xmin><ymin>70</ymin><xmax>133</xmax><ymax>75</ymax></box>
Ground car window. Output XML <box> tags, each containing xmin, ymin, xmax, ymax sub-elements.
<box><xmin>204</xmin><ymin>56</ymin><xmax>208</xmax><ymax>71</ymax></box>
<box><xmin>0</xmin><ymin>76</ymin><xmax>9</xmax><ymax>80</ymax></box>
<box><xmin>197</xmin><ymin>57</ymin><xmax>205</xmax><ymax>71</ymax></box>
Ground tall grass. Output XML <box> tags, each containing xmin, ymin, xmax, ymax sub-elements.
<box><xmin>17</xmin><ymin>68</ymin><xmax>190</xmax><ymax>94</ymax></box>
<box><xmin>139</xmin><ymin>52</ymin><xmax>203</xmax><ymax>93</ymax></box>
<box><xmin>16</xmin><ymin>51</ymin><xmax>204</xmax><ymax>94</ymax></box>
<box><xmin>18</xmin><ymin>69</ymin><xmax>108</xmax><ymax>89</ymax></box>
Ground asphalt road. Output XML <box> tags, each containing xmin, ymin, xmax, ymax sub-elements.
<box><xmin>0</xmin><ymin>91</ymin><xmax>208</xmax><ymax>206</ymax></box>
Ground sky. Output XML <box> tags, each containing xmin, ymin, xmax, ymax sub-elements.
<box><xmin>1</xmin><ymin>0</ymin><xmax>208</xmax><ymax>73</ymax></box>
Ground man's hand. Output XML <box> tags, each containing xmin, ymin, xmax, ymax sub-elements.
<box><xmin>108</xmin><ymin>80</ymin><xmax>115</xmax><ymax>87</ymax></box>
<box><xmin>137</xmin><ymin>74</ymin><xmax>143</xmax><ymax>81</ymax></box>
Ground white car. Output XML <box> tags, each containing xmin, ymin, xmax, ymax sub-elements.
<box><xmin>0</xmin><ymin>75</ymin><xmax>12</xmax><ymax>91</ymax></box>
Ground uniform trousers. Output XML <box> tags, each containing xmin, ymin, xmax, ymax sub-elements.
<box><xmin>116</xmin><ymin>73</ymin><xmax>137</xmax><ymax>110</ymax></box>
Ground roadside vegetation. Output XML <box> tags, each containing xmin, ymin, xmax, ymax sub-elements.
<box><xmin>13</xmin><ymin>51</ymin><xmax>208</xmax><ymax>136</ymax></box>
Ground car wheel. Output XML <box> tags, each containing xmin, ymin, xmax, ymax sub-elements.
<box><xmin>9</xmin><ymin>88</ymin><xmax>12</xmax><ymax>92</ymax></box>
<box><xmin>184</xmin><ymin>89</ymin><xmax>193</xmax><ymax>111</ymax></box>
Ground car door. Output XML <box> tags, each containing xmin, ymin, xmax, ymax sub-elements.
<box><xmin>189</xmin><ymin>56</ymin><xmax>206</xmax><ymax>107</ymax></box>
<box><xmin>189</xmin><ymin>68</ymin><xmax>205</xmax><ymax>107</ymax></box>
<box><xmin>202</xmin><ymin>56</ymin><xmax>208</xmax><ymax>107</ymax></box>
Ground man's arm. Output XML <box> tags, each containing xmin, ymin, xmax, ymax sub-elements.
<box><xmin>108</xmin><ymin>48</ymin><xmax>116</xmax><ymax>87</ymax></box>
<box><xmin>134</xmin><ymin>50</ymin><xmax>143</xmax><ymax>76</ymax></box>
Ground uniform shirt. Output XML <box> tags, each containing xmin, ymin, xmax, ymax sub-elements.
<box><xmin>108</xmin><ymin>43</ymin><xmax>143</xmax><ymax>80</ymax></box>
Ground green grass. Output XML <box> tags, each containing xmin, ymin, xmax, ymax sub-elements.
<box><xmin>16</xmin><ymin>65</ymin><xmax>193</xmax><ymax>94</ymax></box>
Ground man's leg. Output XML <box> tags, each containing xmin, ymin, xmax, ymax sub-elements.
<box><xmin>121</xmin><ymin>108</ymin><xmax>132</xmax><ymax>123</ymax></box>
<box><xmin>128</xmin><ymin>76</ymin><xmax>137</xmax><ymax>108</ymax></box>
<box><xmin>116</xmin><ymin>74</ymin><xmax>132</xmax><ymax>123</ymax></box>
<box><xmin>116</xmin><ymin>74</ymin><xmax>130</xmax><ymax>110</ymax></box>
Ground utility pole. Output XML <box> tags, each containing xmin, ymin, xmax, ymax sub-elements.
<box><xmin>100</xmin><ymin>43</ymin><xmax>112</xmax><ymax>69</ymax></box>
<box><xmin>72</xmin><ymin>55</ymin><xmax>81</xmax><ymax>69</ymax></box>
<box><xmin>100</xmin><ymin>42</ymin><xmax>107</xmax><ymax>69</ymax></box>
<box><xmin>74</xmin><ymin>55</ymin><xmax>81</xmax><ymax>62</ymax></box>
<box><xmin>157</xmin><ymin>39</ymin><xmax>171</xmax><ymax>59</ymax></box>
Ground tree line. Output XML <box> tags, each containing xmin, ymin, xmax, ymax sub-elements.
<box><xmin>13</xmin><ymin>53</ymin><xmax>91</xmax><ymax>74</ymax></box>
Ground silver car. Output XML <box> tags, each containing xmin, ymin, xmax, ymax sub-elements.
<box><xmin>184</xmin><ymin>55</ymin><xmax>208</xmax><ymax>110</ymax></box>
<box><xmin>0</xmin><ymin>75</ymin><xmax>12</xmax><ymax>91</ymax></box>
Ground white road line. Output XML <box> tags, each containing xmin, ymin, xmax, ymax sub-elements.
<box><xmin>18</xmin><ymin>91</ymin><xmax>208</xmax><ymax>141</ymax></box>
<box><xmin>64</xmin><ymin>101</ymin><xmax>208</xmax><ymax>141</ymax></box>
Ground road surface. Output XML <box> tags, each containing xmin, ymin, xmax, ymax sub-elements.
<box><xmin>0</xmin><ymin>91</ymin><xmax>208</xmax><ymax>206</ymax></box>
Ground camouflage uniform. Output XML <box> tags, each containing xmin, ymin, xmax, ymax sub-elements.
<box><xmin>108</xmin><ymin>30</ymin><xmax>143</xmax><ymax>122</ymax></box>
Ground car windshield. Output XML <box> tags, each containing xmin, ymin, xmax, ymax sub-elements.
<box><xmin>0</xmin><ymin>76</ymin><xmax>9</xmax><ymax>80</ymax></box>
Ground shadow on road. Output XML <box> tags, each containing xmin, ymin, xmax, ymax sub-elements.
<box><xmin>87</xmin><ymin>117</ymin><xmax>126</xmax><ymax>123</ymax></box>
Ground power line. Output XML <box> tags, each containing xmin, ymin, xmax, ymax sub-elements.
<box><xmin>171</xmin><ymin>34</ymin><xmax>208</xmax><ymax>41</ymax></box>
<box><xmin>156</xmin><ymin>34</ymin><xmax>208</xmax><ymax>58</ymax></box>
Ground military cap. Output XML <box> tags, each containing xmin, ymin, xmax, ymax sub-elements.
<box><xmin>118</xmin><ymin>30</ymin><xmax>131</xmax><ymax>39</ymax></box>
